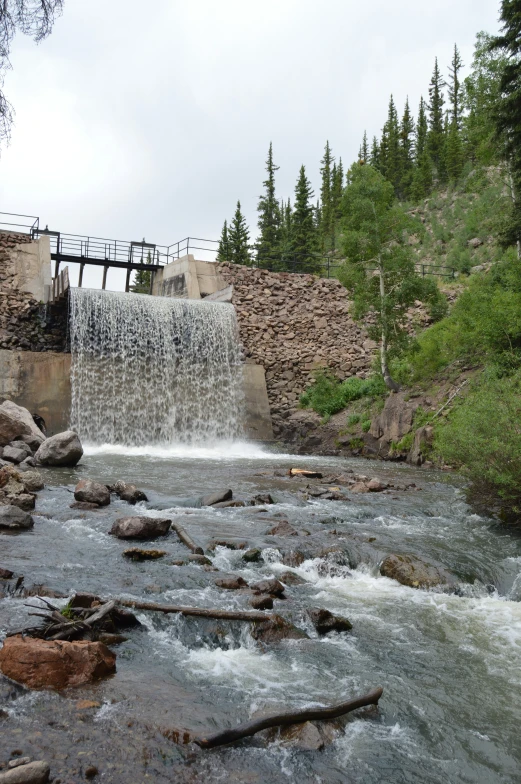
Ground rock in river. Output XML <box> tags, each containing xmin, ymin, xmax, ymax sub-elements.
<box><xmin>380</xmin><ymin>553</ymin><xmax>455</xmax><ymax>590</ymax></box>
<box><xmin>0</xmin><ymin>635</ymin><xmax>116</xmax><ymax>689</ymax></box>
<box><xmin>0</xmin><ymin>760</ymin><xmax>50</xmax><ymax>784</ymax></box>
<box><xmin>111</xmin><ymin>480</ymin><xmax>148</xmax><ymax>504</ymax></box>
<box><xmin>34</xmin><ymin>431</ymin><xmax>83</xmax><ymax>467</ymax></box>
<box><xmin>201</xmin><ymin>489</ymin><xmax>233</xmax><ymax>506</ymax></box>
<box><xmin>74</xmin><ymin>479</ymin><xmax>110</xmax><ymax>507</ymax></box>
<box><xmin>0</xmin><ymin>401</ymin><xmax>46</xmax><ymax>449</ymax></box>
<box><xmin>110</xmin><ymin>516</ymin><xmax>171</xmax><ymax>540</ymax></box>
<box><xmin>0</xmin><ymin>505</ymin><xmax>34</xmax><ymax>530</ymax></box>
<box><xmin>251</xmin><ymin>578</ymin><xmax>286</xmax><ymax>598</ymax></box>
<box><xmin>251</xmin><ymin>615</ymin><xmax>309</xmax><ymax>645</ymax></box>
<box><xmin>307</xmin><ymin>608</ymin><xmax>352</xmax><ymax>635</ymax></box>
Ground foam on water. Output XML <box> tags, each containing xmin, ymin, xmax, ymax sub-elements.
<box><xmin>82</xmin><ymin>440</ymin><xmax>292</xmax><ymax>460</ymax></box>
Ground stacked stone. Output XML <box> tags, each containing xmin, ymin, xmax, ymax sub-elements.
<box><xmin>219</xmin><ymin>263</ymin><xmax>378</xmax><ymax>428</ymax></box>
<box><xmin>0</xmin><ymin>232</ymin><xmax>66</xmax><ymax>352</ymax></box>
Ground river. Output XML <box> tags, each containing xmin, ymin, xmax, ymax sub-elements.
<box><xmin>1</xmin><ymin>445</ymin><xmax>520</xmax><ymax>784</ymax></box>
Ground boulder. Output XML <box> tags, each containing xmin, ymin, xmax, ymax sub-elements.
<box><xmin>408</xmin><ymin>425</ymin><xmax>434</xmax><ymax>467</ymax></box>
<box><xmin>20</xmin><ymin>433</ymin><xmax>45</xmax><ymax>452</ymax></box>
<box><xmin>367</xmin><ymin>478</ymin><xmax>388</xmax><ymax>492</ymax></box>
<box><xmin>0</xmin><ymin>567</ymin><xmax>14</xmax><ymax>579</ymax></box>
<box><xmin>109</xmin><ymin>516</ymin><xmax>171</xmax><ymax>540</ymax></box>
<box><xmin>0</xmin><ymin>761</ymin><xmax>50</xmax><ymax>784</ymax></box>
<box><xmin>250</xmin><ymin>594</ymin><xmax>273</xmax><ymax>610</ymax></box>
<box><xmin>123</xmin><ymin>548</ymin><xmax>167</xmax><ymax>561</ymax></box>
<box><xmin>0</xmin><ymin>505</ymin><xmax>34</xmax><ymax>530</ymax></box>
<box><xmin>251</xmin><ymin>615</ymin><xmax>309</xmax><ymax>644</ymax></box>
<box><xmin>34</xmin><ymin>431</ymin><xmax>83</xmax><ymax>467</ymax></box>
<box><xmin>370</xmin><ymin>392</ymin><xmax>420</xmax><ymax>444</ymax></box>
<box><xmin>251</xmin><ymin>578</ymin><xmax>285</xmax><ymax>598</ymax></box>
<box><xmin>74</xmin><ymin>479</ymin><xmax>110</xmax><ymax>507</ymax></box>
<box><xmin>2</xmin><ymin>446</ymin><xmax>28</xmax><ymax>464</ymax></box>
<box><xmin>380</xmin><ymin>553</ymin><xmax>455</xmax><ymax>590</ymax></box>
<box><xmin>277</xmin><ymin>721</ymin><xmax>325</xmax><ymax>751</ymax></box>
<box><xmin>242</xmin><ymin>548</ymin><xmax>262</xmax><ymax>563</ymax></box>
<box><xmin>201</xmin><ymin>489</ymin><xmax>233</xmax><ymax>506</ymax></box>
<box><xmin>187</xmin><ymin>554</ymin><xmax>212</xmax><ymax>565</ymax></box>
<box><xmin>278</xmin><ymin>571</ymin><xmax>306</xmax><ymax>586</ymax></box>
<box><xmin>214</xmin><ymin>576</ymin><xmax>248</xmax><ymax>590</ymax></box>
<box><xmin>267</xmin><ymin>520</ymin><xmax>298</xmax><ymax>537</ymax></box>
<box><xmin>111</xmin><ymin>480</ymin><xmax>148</xmax><ymax>505</ymax></box>
<box><xmin>6</xmin><ymin>493</ymin><xmax>36</xmax><ymax>512</ymax></box>
<box><xmin>0</xmin><ymin>401</ymin><xmax>45</xmax><ymax>448</ymax></box>
<box><xmin>250</xmin><ymin>493</ymin><xmax>274</xmax><ymax>506</ymax></box>
<box><xmin>307</xmin><ymin>608</ymin><xmax>352</xmax><ymax>635</ymax></box>
<box><xmin>468</xmin><ymin>237</ymin><xmax>483</xmax><ymax>249</ymax></box>
<box><xmin>0</xmin><ymin>635</ymin><xmax>116</xmax><ymax>689</ymax></box>
<box><xmin>17</xmin><ymin>458</ymin><xmax>36</xmax><ymax>471</ymax></box>
<box><xmin>70</xmin><ymin>501</ymin><xmax>101</xmax><ymax>511</ymax></box>
<box><xmin>20</xmin><ymin>471</ymin><xmax>44</xmax><ymax>493</ymax></box>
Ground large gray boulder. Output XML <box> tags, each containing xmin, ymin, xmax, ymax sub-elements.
<box><xmin>109</xmin><ymin>516</ymin><xmax>171</xmax><ymax>540</ymax></box>
<box><xmin>380</xmin><ymin>553</ymin><xmax>455</xmax><ymax>590</ymax></box>
<box><xmin>0</xmin><ymin>504</ymin><xmax>34</xmax><ymax>530</ymax></box>
<box><xmin>2</xmin><ymin>445</ymin><xmax>28</xmax><ymax>464</ymax></box>
<box><xmin>0</xmin><ymin>401</ymin><xmax>45</xmax><ymax>448</ymax></box>
<box><xmin>0</xmin><ymin>760</ymin><xmax>50</xmax><ymax>784</ymax></box>
<box><xmin>35</xmin><ymin>431</ymin><xmax>83</xmax><ymax>467</ymax></box>
<box><xmin>74</xmin><ymin>479</ymin><xmax>110</xmax><ymax>506</ymax></box>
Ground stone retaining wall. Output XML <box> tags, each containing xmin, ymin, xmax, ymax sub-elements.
<box><xmin>218</xmin><ymin>263</ymin><xmax>378</xmax><ymax>433</ymax></box>
<box><xmin>0</xmin><ymin>232</ymin><xmax>66</xmax><ymax>352</ymax></box>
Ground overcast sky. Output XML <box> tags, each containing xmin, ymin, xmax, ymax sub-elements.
<box><xmin>0</xmin><ymin>0</ymin><xmax>500</xmax><ymax>290</ymax></box>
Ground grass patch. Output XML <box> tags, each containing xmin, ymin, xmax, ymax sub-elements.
<box><xmin>300</xmin><ymin>371</ymin><xmax>387</xmax><ymax>417</ymax></box>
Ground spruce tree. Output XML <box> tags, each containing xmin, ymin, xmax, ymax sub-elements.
<box><xmin>256</xmin><ymin>142</ymin><xmax>282</xmax><ymax>267</ymax></box>
<box><xmin>379</xmin><ymin>96</ymin><xmax>401</xmax><ymax>194</ymax></box>
<box><xmin>331</xmin><ymin>158</ymin><xmax>344</xmax><ymax>222</ymax></box>
<box><xmin>370</xmin><ymin>136</ymin><xmax>380</xmax><ymax>170</ymax></box>
<box><xmin>446</xmin><ymin>117</ymin><xmax>464</xmax><ymax>181</ymax></box>
<box><xmin>412</xmin><ymin>96</ymin><xmax>432</xmax><ymax>199</ymax></box>
<box><xmin>359</xmin><ymin>131</ymin><xmax>369</xmax><ymax>162</ymax></box>
<box><xmin>320</xmin><ymin>141</ymin><xmax>335</xmax><ymax>251</ymax></box>
<box><xmin>427</xmin><ymin>57</ymin><xmax>447</xmax><ymax>180</ymax></box>
<box><xmin>490</xmin><ymin>0</ymin><xmax>521</xmax><ymax>253</ymax></box>
<box><xmin>130</xmin><ymin>251</ymin><xmax>152</xmax><ymax>294</ymax></box>
<box><xmin>292</xmin><ymin>165</ymin><xmax>319</xmax><ymax>272</ymax></box>
<box><xmin>216</xmin><ymin>219</ymin><xmax>229</xmax><ymax>262</ymax></box>
<box><xmin>279</xmin><ymin>198</ymin><xmax>294</xmax><ymax>269</ymax></box>
<box><xmin>448</xmin><ymin>44</ymin><xmax>464</xmax><ymax>128</ymax></box>
<box><xmin>228</xmin><ymin>201</ymin><xmax>252</xmax><ymax>266</ymax></box>
<box><xmin>399</xmin><ymin>98</ymin><xmax>415</xmax><ymax>199</ymax></box>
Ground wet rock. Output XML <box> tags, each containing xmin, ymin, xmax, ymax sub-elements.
<box><xmin>307</xmin><ymin>608</ymin><xmax>352</xmax><ymax>635</ymax></box>
<box><xmin>281</xmin><ymin>549</ymin><xmax>311</xmax><ymax>567</ymax></box>
<box><xmin>278</xmin><ymin>721</ymin><xmax>325</xmax><ymax>750</ymax></box>
<box><xmin>85</xmin><ymin>766</ymin><xmax>99</xmax><ymax>779</ymax></box>
<box><xmin>19</xmin><ymin>471</ymin><xmax>44</xmax><ymax>493</ymax></box>
<box><xmin>251</xmin><ymin>614</ymin><xmax>309</xmax><ymax>644</ymax></box>
<box><xmin>109</xmin><ymin>516</ymin><xmax>171</xmax><ymax>540</ymax></box>
<box><xmin>408</xmin><ymin>425</ymin><xmax>434</xmax><ymax>467</ymax></box>
<box><xmin>98</xmin><ymin>634</ymin><xmax>128</xmax><ymax>646</ymax></box>
<box><xmin>207</xmin><ymin>539</ymin><xmax>248</xmax><ymax>551</ymax></box>
<box><xmin>250</xmin><ymin>493</ymin><xmax>274</xmax><ymax>506</ymax></box>
<box><xmin>110</xmin><ymin>480</ymin><xmax>148</xmax><ymax>505</ymax></box>
<box><xmin>187</xmin><ymin>554</ymin><xmax>212</xmax><ymax>565</ymax></box>
<box><xmin>20</xmin><ymin>433</ymin><xmax>44</xmax><ymax>452</ymax></box>
<box><xmin>2</xmin><ymin>446</ymin><xmax>29</xmax><ymax>464</ymax></box>
<box><xmin>17</xmin><ymin>459</ymin><xmax>36</xmax><ymax>472</ymax></box>
<box><xmin>201</xmin><ymin>489</ymin><xmax>233</xmax><ymax>506</ymax></box>
<box><xmin>0</xmin><ymin>635</ymin><xmax>116</xmax><ymax>689</ymax></box>
<box><xmin>250</xmin><ymin>594</ymin><xmax>273</xmax><ymax>610</ymax></box>
<box><xmin>278</xmin><ymin>571</ymin><xmax>306</xmax><ymax>586</ymax></box>
<box><xmin>110</xmin><ymin>606</ymin><xmax>140</xmax><ymax>628</ymax></box>
<box><xmin>74</xmin><ymin>479</ymin><xmax>110</xmax><ymax>507</ymax></box>
<box><xmin>6</xmin><ymin>494</ymin><xmax>36</xmax><ymax>512</ymax></box>
<box><xmin>266</xmin><ymin>520</ymin><xmax>298</xmax><ymax>537</ymax></box>
<box><xmin>0</xmin><ymin>567</ymin><xmax>14</xmax><ymax>579</ymax></box>
<box><xmin>380</xmin><ymin>553</ymin><xmax>455</xmax><ymax>589</ymax></box>
<box><xmin>215</xmin><ymin>576</ymin><xmax>248</xmax><ymax>590</ymax></box>
<box><xmin>122</xmin><ymin>548</ymin><xmax>167</xmax><ymax>561</ymax></box>
<box><xmin>8</xmin><ymin>758</ymin><xmax>32</xmax><ymax>769</ymax></box>
<box><xmin>69</xmin><ymin>501</ymin><xmax>101</xmax><ymax>511</ymax></box>
<box><xmin>211</xmin><ymin>500</ymin><xmax>246</xmax><ymax>508</ymax></box>
<box><xmin>251</xmin><ymin>578</ymin><xmax>285</xmax><ymax>597</ymax></box>
<box><xmin>242</xmin><ymin>548</ymin><xmax>262</xmax><ymax>563</ymax></box>
<box><xmin>0</xmin><ymin>401</ymin><xmax>46</xmax><ymax>449</ymax></box>
<box><xmin>0</xmin><ymin>505</ymin><xmax>33</xmax><ymax>530</ymax></box>
<box><xmin>349</xmin><ymin>482</ymin><xmax>370</xmax><ymax>494</ymax></box>
<box><xmin>34</xmin><ymin>431</ymin><xmax>83</xmax><ymax>467</ymax></box>
<box><xmin>21</xmin><ymin>585</ymin><xmax>67</xmax><ymax>599</ymax></box>
<box><xmin>367</xmin><ymin>478</ymin><xmax>388</xmax><ymax>492</ymax></box>
<box><xmin>0</xmin><ymin>760</ymin><xmax>50</xmax><ymax>783</ymax></box>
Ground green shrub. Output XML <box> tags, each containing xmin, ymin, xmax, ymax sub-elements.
<box><xmin>347</xmin><ymin>413</ymin><xmax>361</xmax><ymax>426</ymax></box>
<box><xmin>436</xmin><ymin>371</ymin><xmax>521</xmax><ymax>505</ymax></box>
<box><xmin>300</xmin><ymin>371</ymin><xmax>387</xmax><ymax>417</ymax></box>
<box><xmin>361</xmin><ymin>419</ymin><xmax>371</xmax><ymax>433</ymax></box>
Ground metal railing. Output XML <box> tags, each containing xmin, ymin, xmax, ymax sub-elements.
<box><xmin>0</xmin><ymin>211</ymin><xmax>39</xmax><ymax>235</ymax></box>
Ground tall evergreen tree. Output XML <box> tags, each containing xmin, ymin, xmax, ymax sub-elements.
<box><xmin>279</xmin><ymin>198</ymin><xmax>294</xmax><ymax>268</ymax></box>
<box><xmin>130</xmin><ymin>250</ymin><xmax>152</xmax><ymax>294</ymax></box>
<box><xmin>427</xmin><ymin>57</ymin><xmax>447</xmax><ymax>180</ymax></box>
<box><xmin>412</xmin><ymin>97</ymin><xmax>432</xmax><ymax>199</ymax></box>
<box><xmin>370</xmin><ymin>136</ymin><xmax>380</xmax><ymax>170</ymax></box>
<box><xmin>292</xmin><ymin>165</ymin><xmax>319</xmax><ymax>272</ymax></box>
<box><xmin>216</xmin><ymin>220</ymin><xmax>229</xmax><ymax>262</ymax></box>
<box><xmin>379</xmin><ymin>95</ymin><xmax>401</xmax><ymax>193</ymax></box>
<box><xmin>228</xmin><ymin>201</ymin><xmax>252</xmax><ymax>266</ymax></box>
<box><xmin>331</xmin><ymin>158</ymin><xmax>344</xmax><ymax>222</ymax></box>
<box><xmin>359</xmin><ymin>131</ymin><xmax>369</xmax><ymax>162</ymax></box>
<box><xmin>448</xmin><ymin>44</ymin><xmax>464</xmax><ymax>128</ymax></box>
<box><xmin>256</xmin><ymin>142</ymin><xmax>281</xmax><ymax>266</ymax></box>
<box><xmin>320</xmin><ymin>141</ymin><xmax>335</xmax><ymax>251</ymax></box>
<box><xmin>490</xmin><ymin>0</ymin><xmax>521</xmax><ymax>253</ymax></box>
<box><xmin>399</xmin><ymin>97</ymin><xmax>415</xmax><ymax>199</ymax></box>
<box><xmin>446</xmin><ymin>116</ymin><xmax>464</xmax><ymax>180</ymax></box>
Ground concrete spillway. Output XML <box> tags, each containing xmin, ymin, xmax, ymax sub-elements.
<box><xmin>69</xmin><ymin>288</ymin><xmax>245</xmax><ymax>446</ymax></box>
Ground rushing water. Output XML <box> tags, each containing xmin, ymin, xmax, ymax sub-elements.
<box><xmin>1</xmin><ymin>449</ymin><xmax>520</xmax><ymax>784</ymax></box>
<box><xmin>69</xmin><ymin>288</ymin><xmax>244</xmax><ymax>446</ymax></box>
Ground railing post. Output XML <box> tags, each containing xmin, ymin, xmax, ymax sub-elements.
<box><xmin>102</xmin><ymin>266</ymin><xmax>108</xmax><ymax>290</ymax></box>
<box><xmin>125</xmin><ymin>267</ymin><xmax>131</xmax><ymax>293</ymax></box>
<box><xmin>78</xmin><ymin>263</ymin><xmax>85</xmax><ymax>288</ymax></box>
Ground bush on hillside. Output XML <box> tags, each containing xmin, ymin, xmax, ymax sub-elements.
<box><xmin>436</xmin><ymin>370</ymin><xmax>521</xmax><ymax>508</ymax></box>
<box><xmin>300</xmin><ymin>371</ymin><xmax>386</xmax><ymax>418</ymax></box>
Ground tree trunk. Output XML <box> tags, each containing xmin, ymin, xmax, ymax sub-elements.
<box><xmin>378</xmin><ymin>261</ymin><xmax>400</xmax><ymax>392</ymax></box>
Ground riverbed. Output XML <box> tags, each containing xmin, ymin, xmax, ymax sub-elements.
<box><xmin>1</xmin><ymin>446</ymin><xmax>520</xmax><ymax>783</ymax></box>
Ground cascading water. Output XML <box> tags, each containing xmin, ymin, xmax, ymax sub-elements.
<box><xmin>68</xmin><ymin>288</ymin><xmax>244</xmax><ymax>446</ymax></box>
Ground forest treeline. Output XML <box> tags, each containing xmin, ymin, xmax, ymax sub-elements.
<box><xmin>218</xmin><ymin>22</ymin><xmax>519</xmax><ymax>272</ymax></box>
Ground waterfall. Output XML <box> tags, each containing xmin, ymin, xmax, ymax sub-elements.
<box><xmin>68</xmin><ymin>288</ymin><xmax>244</xmax><ymax>446</ymax></box>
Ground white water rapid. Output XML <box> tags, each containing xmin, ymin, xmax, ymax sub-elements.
<box><xmin>69</xmin><ymin>288</ymin><xmax>245</xmax><ymax>446</ymax></box>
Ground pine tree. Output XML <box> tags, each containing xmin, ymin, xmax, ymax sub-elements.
<box><xmin>292</xmin><ymin>165</ymin><xmax>319</xmax><ymax>272</ymax></box>
<box><xmin>130</xmin><ymin>251</ymin><xmax>152</xmax><ymax>294</ymax></box>
<box><xmin>331</xmin><ymin>158</ymin><xmax>344</xmax><ymax>222</ymax></box>
<box><xmin>359</xmin><ymin>131</ymin><xmax>369</xmax><ymax>162</ymax></box>
<box><xmin>412</xmin><ymin>97</ymin><xmax>432</xmax><ymax>199</ymax></box>
<box><xmin>256</xmin><ymin>142</ymin><xmax>282</xmax><ymax>267</ymax></box>
<box><xmin>279</xmin><ymin>198</ymin><xmax>294</xmax><ymax>269</ymax></box>
<box><xmin>216</xmin><ymin>220</ymin><xmax>229</xmax><ymax>262</ymax></box>
<box><xmin>228</xmin><ymin>201</ymin><xmax>252</xmax><ymax>266</ymax></box>
<box><xmin>427</xmin><ymin>57</ymin><xmax>447</xmax><ymax>180</ymax></box>
<box><xmin>320</xmin><ymin>141</ymin><xmax>335</xmax><ymax>251</ymax></box>
<box><xmin>490</xmin><ymin>0</ymin><xmax>521</xmax><ymax>253</ymax></box>
<box><xmin>398</xmin><ymin>98</ymin><xmax>415</xmax><ymax>199</ymax></box>
<box><xmin>448</xmin><ymin>44</ymin><xmax>464</xmax><ymax>128</ymax></box>
<box><xmin>370</xmin><ymin>136</ymin><xmax>380</xmax><ymax>170</ymax></box>
<box><xmin>446</xmin><ymin>117</ymin><xmax>464</xmax><ymax>180</ymax></box>
<box><xmin>380</xmin><ymin>96</ymin><xmax>401</xmax><ymax>194</ymax></box>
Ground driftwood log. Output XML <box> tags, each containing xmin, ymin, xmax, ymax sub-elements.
<box><xmin>194</xmin><ymin>687</ymin><xmax>384</xmax><ymax>749</ymax></box>
<box><xmin>170</xmin><ymin>522</ymin><xmax>204</xmax><ymax>555</ymax></box>
<box><xmin>117</xmin><ymin>598</ymin><xmax>272</xmax><ymax>622</ymax></box>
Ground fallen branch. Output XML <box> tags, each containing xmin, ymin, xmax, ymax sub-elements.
<box><xmin>117</xmin><ymin>598</ymin><xmax>271</xmax><ymax>622</ymax></box>
<box><xmin>430</xmin><ymin>379</ymin><xmax>469</xmax><ymax>422</ymax></box>
<box><xmin>170</xmin><ymin>522</ymin><xmax>204</xmax><ymax>555</ymax></box>
<box><xmin>194</xmin><ymin>687</ymin><xmax>384</xmax><ymax>749</ymax></box>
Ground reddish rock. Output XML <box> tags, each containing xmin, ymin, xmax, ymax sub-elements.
<box><xmin>266</xmin><ymin>520</ymin><xmax>298</xmax><ymax>537</ymax></box>
<box><xmin>109</xmin><ymin>516</ymin><xmax>171</xmax><ymax>539</ymax></box>
<box><xmin>250</xmin><ymin>594</ymin><xmax>273</xmax><ymax>610</ymax></box>
<box><xmin>251</xmin><ymin>614</ymin><xmax>308</xmax><ymax>644</ymax></box>
<box><xmin>0</xmin><ymin>635</ymin><xmax>116</xmax><ymax>690</ymax></box>
<box><xmin>215</xmin><ymin>576</ymin><xmax>248</xmax><ymax>590</ymax></box>
<box><xmin>251</xmin><ymin>578</ymin><xmax>285</xmax><ymax>597</ymax></box>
